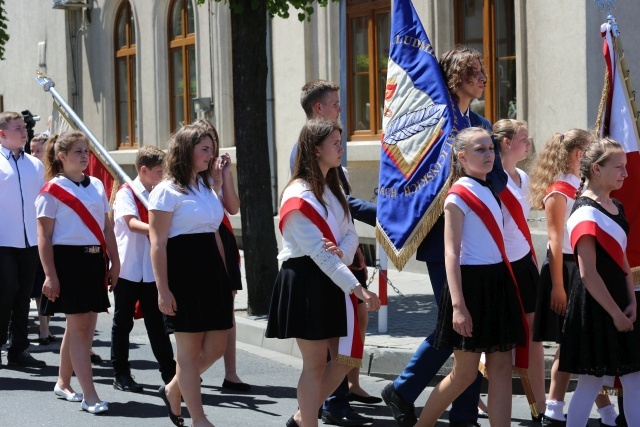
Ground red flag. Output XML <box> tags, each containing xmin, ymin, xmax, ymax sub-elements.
<box><xmin>598</xmin><ymin>21</ymin><xmax>640</xmax><ymax>267</ymax></box>
<box><xmin>86</xmin><ymin>151</ymin><xmax>117</xmax><ymax>202</ymax></box>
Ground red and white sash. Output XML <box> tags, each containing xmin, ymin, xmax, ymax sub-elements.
<box><xmin>545</xmin><ymin>180</ymin><xmax>578</xmax><ymax>201</ymax></box>
<box><xmin>280</xmin><ymin>182</ymin><xmax>363</xmax><ymax>368</ymax></box>
<box><xmin>448</xmin><ymin>182</ymin><xmax>529</xmax><ymax>369</ymax></box>
<box><xmin>500</xmin><ymin>186</ymin><xmax>538</xmax><ymax>266</ymax></box>
<box><xmin>40</xmin><ymin>182</ymin><xmax>108</xmax><ymax>289</ymax></box>
<box><xmin>568</xmin><ymin>204</ymin><xmax>627</xmax><ymax>274</ymax></box>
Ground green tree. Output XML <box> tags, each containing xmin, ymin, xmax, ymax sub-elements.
<box><xmin>198</xmin><ymin>0</ymin><xmax>337</xmax><ymax>314</ymax></box>
<box><xmin>0</xmin><ymin>0</ymin><xmax>10</xmax><ymax>60</ymax></box>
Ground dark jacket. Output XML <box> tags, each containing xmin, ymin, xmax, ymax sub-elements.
<box><xmin>415</xmin><ymin>111</ymin><xmax>507</xmax><ymax>263</ymax></box>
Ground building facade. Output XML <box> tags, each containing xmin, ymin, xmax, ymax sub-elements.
<box><xmin>1</xmin><ymin>0</ymin><xmax>638</xmax><ymax>246</ymax></box>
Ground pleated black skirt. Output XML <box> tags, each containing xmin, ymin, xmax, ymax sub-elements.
<box><xmin>434</xmin><ymin>262</ymin><xmax>526</xmax><ymax>353</ymax></box>
<box><xmin>218</xmin><ymin>225</ymin><xmax>242</xmax><ymax>291</ymax></box>
<box><xmin>165</xmin><ymin>232</ymin><xmax>233</xmax><ymax>333</ymax></box>
<box><xmin>532</xmin><ymin>252</ymin><xmax>576</xmax><ymax>343</ymax></box>
<box><xmin>40</xmin><ymin>245</ymin><xmax>109</xmax><ymax>315</ymax></box>
<box><xmin>559</xmin><ymin>248</ymin><xmax>640</xmax><ymax>377</ymax></box>
<box><xmin>511</xmin><ymin>252</ymin><xmax>540</xmax><ymax>314</ymax></box>
<box><xmin>266</xmin><ymin>256</ymin><xmax>347</xmax><ymax>340</ymax></box>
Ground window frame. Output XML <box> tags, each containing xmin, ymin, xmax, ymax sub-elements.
<box><xmin>114</xmin><ymin>1</ymin><xmax>137</xmax><ymax>149</ymax></box>
<box><xmin>346</xmin><ymin>0</ymin><xmax>390</xmax><ymax>141</ymax></box>
<box><xmin>168</xmin><ymin>0</ymin><xmax>196</xmax><ymax>132</ymax></box>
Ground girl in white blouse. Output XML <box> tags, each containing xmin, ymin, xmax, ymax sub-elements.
<box><xmin>266</xmin><ymin>119</ymin><xmax>380</xmax><ymax>427</ymax></box>
<box><xmin>150</xmin><ymin>124</ymin><xmax>233</xmax><ymax>427</ymax></box>
<box><xmin>37</xmin><ymin>131</ymin><xmax>119</xmax><ymax>415</ymax></box>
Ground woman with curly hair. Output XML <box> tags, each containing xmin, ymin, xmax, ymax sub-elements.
<box><xmin>529</xmin><ymin>129</ymin><xmax>617</xmax><ymax>426</ymax></box>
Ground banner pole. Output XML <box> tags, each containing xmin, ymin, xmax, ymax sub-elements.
<box><xmin>35</xmin><ymin>72</ymin><xmax>148</xmax><ymax>208</ymax></box>
<box><xmin>377</xmin><ymin>243</ymin><xmax>388</xmax><ymax>333</ymax></box>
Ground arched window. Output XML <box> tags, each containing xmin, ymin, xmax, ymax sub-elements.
<box><xmin>114</xmin><ymin>1</ymin><xmax>137</xmax><ymax>148</ymax></box>
<box><xmin>168</xmin><ymin>0</ymin><xmax>196</xmax><ymax>131</ymax></box>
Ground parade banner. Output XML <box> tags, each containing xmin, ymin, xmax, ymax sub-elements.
<box><xmin>376</xmin><ymin>0</ymin><xmax>465</xmax><ymax>270</ymax></box>
<box><xmin>597</xmin><ymin>18</ymin><xmax>640</xmax><ymax>267</ymax></box>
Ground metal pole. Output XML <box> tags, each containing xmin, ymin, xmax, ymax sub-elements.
<box><xmin>377</xmin><ymin>243</ymin><xmax>388</xmax><ymax>333</ymax></box>
<box><xmin>35</xmin><ymin>73</ymin><xmax>147</xmax><ymax>208</ymax></box>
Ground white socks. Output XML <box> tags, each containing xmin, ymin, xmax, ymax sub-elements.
<box><xmin>597</xmin><ymin>404</ymin><xmax>617</xmax><ymax>426</ymax></box>
<box><xmin>544</xmin><ymin>400</ymin><xmax>566</xmax><ymax>421</ymax></box>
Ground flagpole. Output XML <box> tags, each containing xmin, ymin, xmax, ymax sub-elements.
<box><xmin>34</xmin><ymin>71</ymin><xmax>148</xmax><ymax>208</ymax></box>
<box><xmin>377</xmin><ymin>243</ymin><xmax>388</xmax><ymax>333</ymax></box>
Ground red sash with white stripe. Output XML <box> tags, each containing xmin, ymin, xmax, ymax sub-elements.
<box><xmin>41</xmin><ymin>182</ymin><xmax>109</xmax><ymax>289</ymax></box>
<box><xmin>499</xmin><ymin>187</ymin><xmax>538</xmax><ymax>266</ymax></box>
<box><xmin>280</xmin><ymin>195</ymin><xmax>363</xmax><ymax>367</ymax></box>
<box><xmin>568</xmin><ymin>204</ymin><xmax>627</xmax><ymax>274</ymax></box>
<box><xmin>546</xmin><ymin>181</ymin><xmax>578</xmax><ymax>201</ymax></box>
<box><xmin>448</xmin><ymin>184</ymin><xmax>529</xmax><ymax>369</ymax></box>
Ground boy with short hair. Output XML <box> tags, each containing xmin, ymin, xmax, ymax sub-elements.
<box><xmin>0</xmin><ymin>111</ymin><xmax>46</xmax><ymax>367</ymax></box>
<box><xmin>110</xmin><ymin>146</ymin><xmax>175</xmax><ymax>391</ymax></box>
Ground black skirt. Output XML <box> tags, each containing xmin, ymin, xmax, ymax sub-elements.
<box><xmin>559</xmin><ymin>247</ymin><xmax>640</xmax><ymax>377</ymax></box>
<box><xmin>165</xmin><ymin>233</ymin><xmax>234</xmax><ymax>333</ymax></box>
<box><xmin>511</xmin><ymin>252</ymin><xmax>540</xmax><ymax>314</ymax></box>
<box><xmin>434</xmin><ymin>262</ymin><xmax>526</xmax><ymax>353</ymax></box>
<box><xmin>40</xmin><ymin>245</ymin><xmax>110</xmax><ymax>315</ymax></box>
<box><xmin>265</xmin><ymin>256</ymin><xmax>347</xmax><ymax>340</ymax></box>
<box><xmin>532</xmin><ymin>252</ymin><xmax>576</xmax><ymax>343</ymax></box>
<box><xmin>219</xmin><ymin>225</ymin><xmax>242</xmax><ymax>291</ymax></box>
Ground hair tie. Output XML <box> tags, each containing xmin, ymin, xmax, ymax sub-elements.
<box><xmin>560</xmin><ymin>133</ymin><xmax>565</xmax><ymax>141</ymax></box>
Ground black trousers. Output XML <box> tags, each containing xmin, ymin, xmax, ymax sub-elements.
<box><xmin>110</xmin><ymin>278</ymin><xmax>175</xmax><ymax>381</ymax></box>
<box><xmin>0</xmin><ymin>246</ymin><xmax>38</xmax><ymax>355</ymax></box>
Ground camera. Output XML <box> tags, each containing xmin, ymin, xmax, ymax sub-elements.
<box><xmin>21</xmin><ymin>109</ymin><xmax>40</xmax><ymax>153</ymax></box>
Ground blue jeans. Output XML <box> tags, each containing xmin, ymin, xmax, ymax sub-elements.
<box><xmin>393</xmin><ymin>262</ymin><xmax>482</xmax><ymax>423</ymax></box>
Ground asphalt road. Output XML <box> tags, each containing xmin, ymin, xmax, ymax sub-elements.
<box><xmin>0</xmin><ymin>307</ymin><xmax>606</xmax><ymax>426</ymax></box>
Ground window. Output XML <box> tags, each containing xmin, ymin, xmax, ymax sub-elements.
<box><xmin>114</xmin><ymin>1</ymin><xmax>137</xmax><ymax>148</ymax></box>
<box><xmin>168</xmin><ymin>0</ymin><xmax>197</xmax><ymax>132</ymax></box>
<box><xmin>347</xmin><ymin>0</ymin><xmax>390</xmax><ymax>141</ymax></box>
<box><xmin>455</xmin><ymin>0</ymin><xmax>516</xmax><ymax>122</ymax></box>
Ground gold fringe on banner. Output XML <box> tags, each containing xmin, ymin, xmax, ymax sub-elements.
<box><xmin>595</xmin><ymin>68</ymin><xmax>610</xmax><ymax>134</ymax></box>
<box><xmin>334</xmin><ymin>354</ymin><xmax>362</xmax><ymax>369</ymax></box>
<box><xmin>376</xmin><ymin>181</ymin><xmax>450</xmax><ymax>271</ymax></box>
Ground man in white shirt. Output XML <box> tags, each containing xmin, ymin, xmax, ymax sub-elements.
<box><xmin>0</xmin><ymin>111</ymin><xmax>46</xmax><ymax>367</ymax></box>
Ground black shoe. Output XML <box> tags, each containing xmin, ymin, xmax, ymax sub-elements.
<box><xmin>321</xmin><ymin>410</ymin><xmax>372</xmax><ymax>426</ymax></box>
<box><xmin>449</xmin><ymin>423</ymin><xmax>480</xmax><ymax>427</ymax></box>
<box><xmin>541</xmin><ymin>415</ymin><xmax>566</xmax><ymax>427</ymax></box>
<box><xmin>346</xmin><ymin>391</ymin><xmax>382</xmax><ymax>405</ymax></box>
<box><xmin>114</xmin><ymin>373</ymin><xmax>144</xmax><ymax>393</ymax></box>
<box><xmin>159</xmin><ymin>384</ymin><xmax>184</xmax><ymax>426</ymax></box>
<box><xmin>615</xmin><ymin>414</ymin><xmax>628</xmax><ymax>427</ymax></box>
<box><xmin>286</xmin><ymin>416</ymin><xmax>300</xmax><ymax>427</ymax></box>
<box><xmin>381</xmin><ymin>383</ymin><xmax>417</xmax><ymax>427</ymax></box>
<box><xmin>90</xmin><ymin>353</ymin><xmax>103</xmax><ymax>365</ymax></box>
<box><xmin>222</xmin><ymin>378</ymin><xmax>252</xmax><ymax>392</ymax></box>
<box><xmin>7</xmin><ymin>350</ymin><xmax>46</xmax><ymax>367</ymax></box>
<box><xmin>531</xmin><ymin>411</ymin><xmax>543</xmax><ymax>423</ymax></box>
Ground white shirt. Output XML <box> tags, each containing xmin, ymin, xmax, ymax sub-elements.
<box><xmin>543</xmin><ymin>173</ymin><xmax>580</xmax><ymax>254</ymax></box>
<box><xmin>35</xmin><ymin>175</ymin><xmax>110</xmax><ymax>245</ymax></box>
<box><xmin>0</xmin><ymin>145</ymin><xmax>44</xmax><ymax>248</ymax></box>
<box><xmin>502</xmin><ymin>168</ymin><xmax>532</xmax><ymax>262</ymax></box>
<box><xmin>444</xmin><ymin>177</ymin><xmax>503</xmax><ymax>265</ymax></box>
<box><xmin>149</xmin><ymin>178</ymin><xmax>223</xmax><ymax>238</ymax></box>
<box><xmin>113</xmin><ymin>177</ymin><xmax>154</xmax><ymax>282</ymax></box>
<box><xmin>279</xmin><ymin>181</ymin><xmax>360</xmax><ymax>294</ymax></box>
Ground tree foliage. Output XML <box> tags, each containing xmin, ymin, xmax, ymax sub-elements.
<box><xmin>0</xmin><ymin>0</ymin><xmax>9</xmax><ymax>60</ymax></box>
<box><xmin>199</xmin><ymin>0</ymin><xmax>338</xmax><ymax>22</ymax></box>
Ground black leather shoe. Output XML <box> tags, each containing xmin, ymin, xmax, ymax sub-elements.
<box><xmin>222</xmin><ymin>378</ymin><xmax>252</xmax><ymax>392</ymax></box>
<box><xmin>7</xmin><ymin>350</ymin><xmax>46</xmax><ymax>367</ymax></box>
<box><xmin>346</xmin><ymin>392</ymin><xmax>383</xmax><ymax>405</ymax></box>
<box><xmin>615</xmin><ymin>414</ymin><xmax>628</xmax><ymax>427</ymax></box>
<box><xmin>381</xmin><ymin>383</ymin><xmax>417</xmax><ymax>427</ymax></box>
<box><xmin>286</xmin><ymin>416</ymin><xmax>300</xmax><ymax>427</ymax></box>
<box><xmin>321</xmin><ymin>410</ymin><xmax>372</xmax><ymax>426</ymax></box>
<box><xmin>541</xmin><ymin>415</ymin><xmax>566</xmax><ymax>427</ymax></box>
<box><xmin>114</xmin><ymin>373</ymin><xmax>144</xmax><ymax>393</ymax></box>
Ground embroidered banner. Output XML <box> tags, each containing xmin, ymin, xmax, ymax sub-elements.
<box><xmin>376</xmin><ymin>0</ymin><xmax>466</xmax><ymax>269</ymax></box>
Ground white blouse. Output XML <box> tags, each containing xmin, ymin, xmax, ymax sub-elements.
<box><xmin>35</xmin><ymin>175</ymin><xmax>110</xmax><ymax>246</ymax></box>
<box><xmin>543</xmin><ymin>173</ymin><xmax>580</xmax><ymax>254</ymax></box>
<box><xmin>279</xmin><ymin>181</ymin><xmax>360</xmax><ymax>294</ymax></box>
<box><xmin>502</xmin><ymin>168</ymin><xmax>533</xmax><ymax>262</ymax></box>
<box><xmin>149</xmin><ymin>177</ymin><xmax>223</xmax><ymax>238</ymax></box>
